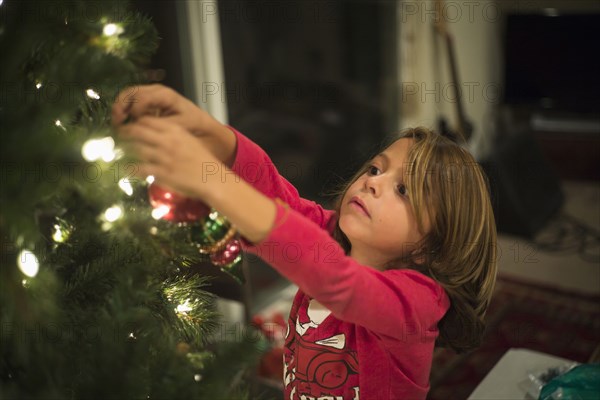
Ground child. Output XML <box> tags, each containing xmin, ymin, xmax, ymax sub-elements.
<box><xmin>113</xmin><ymin>84</ymin><xmax>497</xmax><ymax>399</ymax></box>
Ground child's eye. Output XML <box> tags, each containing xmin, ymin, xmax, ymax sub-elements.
<box><xmin>397</xmin><ymin>184</ymin><xmax>408</xmax><ymax>197</ymax></box>
<box><xmin>367</xmin><ymin>165</ymin><xmax>381</xmax><ymax>176</ymax></box>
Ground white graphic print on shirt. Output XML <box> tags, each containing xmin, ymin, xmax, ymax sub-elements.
<box><xmin>284</xmin><ymin>299</ymin><xmax>360</xmax><ymax>399</ymax></box>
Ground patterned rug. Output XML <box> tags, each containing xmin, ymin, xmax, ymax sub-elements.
<box><xmin>428</xmin><ymin>275</ymin><xmax>600</xmax><ymax>400</ymax></box>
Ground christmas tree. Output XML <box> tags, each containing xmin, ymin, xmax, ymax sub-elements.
<box><xmin>0</xmin><ymin>1</ymin><xmax>263</xmax><ymax>398</ymax></box>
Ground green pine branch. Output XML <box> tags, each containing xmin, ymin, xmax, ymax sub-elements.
<box><xmin>0</xmin><ymin>1</ymin><xmax>263</xmax><ymax>398</ymax></box>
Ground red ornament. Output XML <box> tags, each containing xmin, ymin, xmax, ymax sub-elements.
<box><xmin>148</xmin><ymin>184</ymin><xmax>210</xmax><ymax>222</ymax></box>
<box><xmin>210</xmin><ymin>239</ymin><xmax>241</xmax><ymax>266</ymax></box>
<box><xmin>148</xmin><ymin>184</ymin><xmax>245</xmax><ymax>283</ymax></box>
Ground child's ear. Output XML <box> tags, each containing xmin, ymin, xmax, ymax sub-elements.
<box><xmin>401</xmin><ymin>243</ymin><xmax>423</xmax><ymax>266</ymax></box>
<box><xmin>410</xmin><ymin>246</ymin><xmax>435</xmax><ymax>266</ymax></box>
<box><xmin>412</xmin><ymin>251</ymin><xmax>427</xmax><ymax>266</ymax></box>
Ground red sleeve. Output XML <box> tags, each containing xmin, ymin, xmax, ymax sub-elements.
<box><xmin>245</xmin><ymin>200</ymin><xmax>451</xmax><ymax>339</ymax></box>
<box><xmin>229</xmin><ymin>126</ymin><xmax>336</xmax><ymax>232</ymax></box>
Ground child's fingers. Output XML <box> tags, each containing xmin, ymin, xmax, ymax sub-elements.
<box><xmin>128</xmin><ymin>141</ymin><xmax>170</xmax><ymax>166</ymax></box>
<box><xmin>118</xmin><ymin>137</ymin><xmax>166</xmax><ymax>170</ymax></box>
<box><xmin>111</xmin><ymin>89</ymin><xmax>132</xmax><ymax>126</ymax></box>
<box><xmin>118</xmin><ymin>124</ymin><xmax>164</xmax><ymax>148</ymax></box>
<box><xmin>135</xmin><ymin>116</ymin><xmax>186</xmax><ymax>134</ymax></box>
<box><xmin>111</xmin><ymin>86</ymin><xmax>144</xmax><ymax>125</ymax></box>
<box><xmin>112</xmin><ymin>84</ymin><xmax>175</xmax><ymax>126</ymax></box>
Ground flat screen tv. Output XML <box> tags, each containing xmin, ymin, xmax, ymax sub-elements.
<box><xmin>503</xmin><ymin>13</ymin><xmax>600</xmax><ymax>114</ymax></box>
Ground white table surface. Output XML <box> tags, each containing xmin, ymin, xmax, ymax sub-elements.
<box><xmin>467</xmin><ymin>348</ymin><xmax>576</xmax><ymax>400</ymax></box>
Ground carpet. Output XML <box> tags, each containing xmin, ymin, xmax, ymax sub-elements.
<box><xmin>427</xmin><ymin>275</ymin><xmax>600</xmax><ymax>400</ymax></box>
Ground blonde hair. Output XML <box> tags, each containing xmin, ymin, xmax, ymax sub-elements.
<box><xmin>332</xmin><ymin>126</ymin><xmax>497</xmax><ymax>353</ymax></box>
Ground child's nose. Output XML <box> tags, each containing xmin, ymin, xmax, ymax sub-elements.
<box><xmin>364</xmin><ymin>175</ymin><xmax>381</xmax><ymax>197</ymax></box>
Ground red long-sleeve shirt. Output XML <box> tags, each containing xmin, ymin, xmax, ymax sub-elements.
<box><xmin>230</xmin><ymin>127</ymin><xmax>450</xmax><ymax>399</ymax></box>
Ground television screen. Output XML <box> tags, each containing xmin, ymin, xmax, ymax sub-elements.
<box><xmin>503</xmin><ymin>13</ymin><xmax>600</xmax><ymax>114</ymax></box>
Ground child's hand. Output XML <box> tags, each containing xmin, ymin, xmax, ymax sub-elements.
<box><xmin>112</xmin><ymin>84</ymin><xmax>212</xmax><ymax>135</ymax></box>
<box><xmin>112</xmin><ymin>84</ymin><xmax>237</xmax><ymax>167</ymax></box>
<box><xmin>119</xmin><ymin>116</ymin><xmax>221</xmax><ymax>200</ymax></box>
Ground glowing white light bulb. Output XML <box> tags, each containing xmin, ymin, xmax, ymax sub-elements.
<box><xmin>96</xmin><ymin>137</ymin><xmax>115</xmax><ymax>157</ymax></box>
<box><xmin>145</xmin><ymin>175</ymin><xmax>155</xmax><ymax>184</ymax></box>
<box><xmin>151</xmin><ymin>205</ymin><xmax>170</xmax><ymax>220</ymax></box>
<box><xmin>104</xmin><ymin>205</ymin><xmax>123</xmax><ymax>222</ymax></box>
<box><xmin>103</xmin><ymin>23</ymin><xmax>123</xmax><ymax>37</ymax></box>
<box><xmin>118</xmin><ymin>178</ymin><xmax>134</xmax><ymax>196</ymax></box>
<box><xmin>17</xmin><ymin>250</ymin><xmax>39</xmax><ymax>278</ymax></box>
<box><xmin>194</xmin><ymin>374</ymin><xmax>202</xmax><ymax>382</ymax></box>
<box><xmin>176</xmin><ymin>299</ymin><xmax>193</xmax><ymax>314</ymax></box>
<box><xmin>54</xmin><ymin>119</ymin><xmax>66</xmax><ymax>131</ymax></box>
<box><xmin>82</xmin><ymin>140</ymin><xmax>101</xmax><ymax>161</ymax></box>
<box><xmin>86</xmin><ymin>88</ymin><xmax>100</xmax><ymax>100</ymax></box>
<box><xmin>52</xmin><ymin>224</ymin><xmax>65</xmax><ymax>242</ymax></box>
<box><xmin>103</xmin><ymin>23</ymin><xmax>118</xmax><ymax>36</ymax></box>
<box><xmin>82</xmin><ymin>137</ymin><xmax>115</xmax><ymax>162</ymax></box>
<box><xmin>101</xmin><ymin>150</ymin><xmax>115</xmax><ymax>162</ymax></box>
<box><xmin>36</xmin><ymin>82</ymin><xmax>42</xmax><ymax>89</ymax></box>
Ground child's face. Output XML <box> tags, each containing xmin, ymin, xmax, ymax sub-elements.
<box><xmin>339</xmin><ymin>138</ymin><xmax>430</xmax><ymax>268</ymax></box>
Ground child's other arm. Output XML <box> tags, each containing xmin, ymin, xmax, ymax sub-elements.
<box><xmin>204</xmin><ymin>167</ymin><xmax>448</xmax><ymax>339</ymax></box>
<box><xmin>245</xmin><ymin>203</ymin><xmax>451</xmax><ymax>341</ymax></box>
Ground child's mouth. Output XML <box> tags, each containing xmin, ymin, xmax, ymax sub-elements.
<box><xmin>349</xmin><ymin>197</ymin><xmax>370</xmax><ymax>218</ymax></box>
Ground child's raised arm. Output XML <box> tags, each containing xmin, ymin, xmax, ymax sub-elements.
<box><xmin>112</xmin><ymin>84</ymin><xmax>238</xmax><ymax>167</ymax></box>
<box><xmin>113</xmin><ymin>85</ymin><xmax>336</xmax><ymax>231</ymax></box>
<box><xmin>117</xmin><ymin>116</ymin><xmax>277</xmax><ymax>244</ymax></box>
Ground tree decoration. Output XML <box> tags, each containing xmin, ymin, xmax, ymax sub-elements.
<box><xmin>148</xmin><ymin>183</ymin><xmax>244</xmax><ymax>283</ymax></box>
<box><xmin>148</xmin><ymin>183</ymin><xmax>210</xmax><ymax>223</ymax></box>
<box><xmin>0</xmin><ymin>1</ymin><xmax>260</xmax><ymax>398</ymax></box>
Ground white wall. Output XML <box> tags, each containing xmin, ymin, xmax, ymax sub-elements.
<box><xmin>397</xmin><ymin>0</ymin><xmax>600</xmax><ymax>159</ymax></box>
<box><xmin>398</xmin><ymin>0</ymin><xmax>502</xmax><ymax>159</ymax></box>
